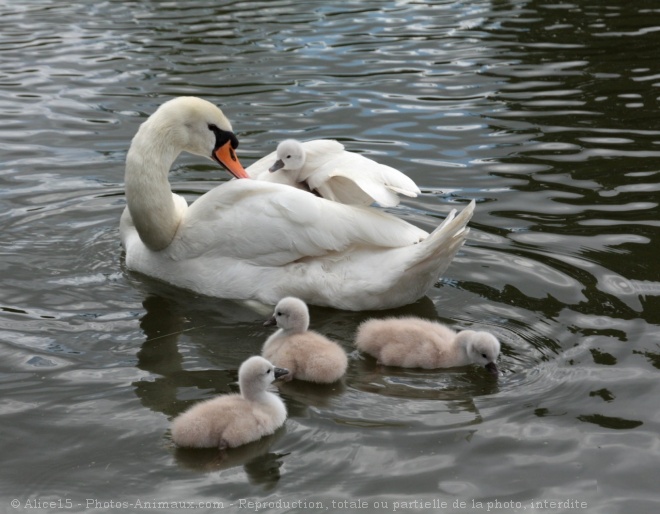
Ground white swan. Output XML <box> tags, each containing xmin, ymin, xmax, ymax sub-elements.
<box><xmin>247</xmin><ymin>139</ymin><xmax>421</xmax><ymax>207</ymax></box>
<box><xmin>262</xmin><ymin>297</ymin><xmax>348</xmax><ymax>383</ymax></box>
<box><xmin>355</xmin><ymin>317</ymin><xmax>500</xmax><ymax>375</ymax></box>
<box><xmin>120</xmin><ymin>96</ymin><xmax>476</xmax><ymax>311</ymax></box>
<box><xmin>171</xmin><ymin>356</ymin><xmax>288</xmax><ymax>449</ymax></box>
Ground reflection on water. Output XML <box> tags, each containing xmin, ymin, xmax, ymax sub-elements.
<box><xmin>1</xmin><ymin>0</ymin><xmax>659</xmax><ymax>512</ymax></box>
<box><xmin>174</xmin><ymin>442</ymin><xmax>288</xmax><ymax>489</ymax></box>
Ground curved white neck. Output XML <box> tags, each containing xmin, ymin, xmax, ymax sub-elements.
<box><xmin>124</xmin><ymin>122</ymin><xmax>184</xmax><ymax>251</ymax></box>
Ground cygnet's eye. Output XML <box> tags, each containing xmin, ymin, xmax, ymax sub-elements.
<box><xmin>481</xmin><ymin>353</ymin><xmax>488</xmax><ymax>359</ymax></box>
<box><xmin>286</xmin><ymin>155</ymin><xmax>292</xmax><ymax>159</ymax></box>
<box><xmin>266</xmin><ymin>369</ymin><xmax>271</xmax><ymax>374</ymax></box>
<box><xmin>276</xmin><ymin>311</ymin><xmax>282</xmax><ymax>316</ymax></box>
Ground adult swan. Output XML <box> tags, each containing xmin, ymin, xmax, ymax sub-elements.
<box><xmin>120</xmin><ymin>97</ymin><xmax>475</xmax><ymax>311</ymax></box>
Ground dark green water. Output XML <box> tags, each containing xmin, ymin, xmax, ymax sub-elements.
<box><xmin>1</xmin><ymin>1</ymin><xmax>659</xmax><ymax>513</ymax></box>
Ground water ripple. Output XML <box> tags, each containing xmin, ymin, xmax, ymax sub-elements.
<box><xmin>1</xmin><ymin>0</ymin><xmax>659</xmax><ymax>510</ymax></box>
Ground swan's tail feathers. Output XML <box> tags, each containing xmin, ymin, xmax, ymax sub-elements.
<box><xmin>405</xmin><ymin>199</ymin><xmax>475</xmax><ymax>275</ymax></box>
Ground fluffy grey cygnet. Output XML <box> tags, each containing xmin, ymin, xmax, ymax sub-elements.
<box><xmin>171</xmin><ymin>356</ymin><xmax>288</xmax><ymax>449</ymax></box>
<box><xmin>355</xmin><ymin>317</ymin><xmax>500</xmax><ymax>375</ymax></box>
<box><xmin>263</xmin><ymin>297</ymin><xmax>348</xmax><ymax>383</ymax></box>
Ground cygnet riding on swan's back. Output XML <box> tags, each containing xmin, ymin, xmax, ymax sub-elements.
<box><xmin>262</xmin><ymin>297</ymin><xmax>348</xmax><ymax>384</ymax></box>
<box><xmin>171</xmin><ymin>356</ymin><xmax>289</xmax><ymax>449</ymax></box>
<box><xmin>120</xmin><ymin>96</ymin><xmax>476</xmax><ymax>311</ymax></box>
<box><xmin>355</xmin><ymin>317</ymin><xmax>500</xmax><ymax>376</ymax></box>
<box><xmin>247</xmin><ymin>139</ymin><xmax>421</xmax><ymax>207</ymax></box>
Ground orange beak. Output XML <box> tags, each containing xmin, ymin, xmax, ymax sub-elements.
<box><xmin>213</xmin><ymin>140</ymin><xmax>249</xmax><ymax>179</ymax></box>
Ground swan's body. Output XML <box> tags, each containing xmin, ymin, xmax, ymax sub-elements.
<box><xmin>247</xmin><ymin>139</ymin><xmax>421</xmax><ymax>207</ymax></box>
<box><xmin>355</xmin><ymin>317</ymin><xmax>500</xmax><ymax>375</ymax></box>
<box><xmin>262</xmin><ymin>297</ymin><xmax>348</xmax><ymax>384</ymax></box>
<box><xmin>171</xmin><ymin>356</ymin><xmax>288</xmax><ymax>449</ymax></box>
<box><xmin>120</xmin><ymin>97</ymin><xmax>475</xmax><ymax>311</ymax></box>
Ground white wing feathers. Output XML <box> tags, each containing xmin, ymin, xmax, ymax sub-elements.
<box><xmin>170</xmin><ymin>180</ymin><xmax>426</xmax><ymax>265</ymax></box>
<box><xmin>249</xmin><ymin>139</ymin><xmax>421</xmax><ymax>207</ymax></box>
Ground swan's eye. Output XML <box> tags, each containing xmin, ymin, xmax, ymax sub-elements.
<box><xmin>482</xmin><ymin>353</ymin><xmax>487</xmax><ymax>359</ymax></box>
<box><xmin>276</xmin><ymin>311</ymin><xmax>282</xmax><ymax>316</ymax></box>
<box><xmin>266</xmin><ymin>369</ymin><xmax>271</xmax><ymax>374</ymax></box>
<box><xmin>286</xmin><ymin>155</ymin><xmax>292</xmax><ymax>159</ymax></box>
<box><xmin>208</xmin><ymin>123</ymin><xmax>218</xmax><ymax>131</ymax></box>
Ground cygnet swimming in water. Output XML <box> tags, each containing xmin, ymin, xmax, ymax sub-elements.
<box><xmin>354</xmin><ymin>317</ymin><xmax>500</xmax><ymax>376</ymax></box>
<box><xmin>247</xmin><ymin>139</ymin><xmax>421</xmax><ymax>207</ymax></box>
<box><xmin>171</xmin><ymin>356</ymin><xmax>289</xmax><ymax>449</ymax></box>
<box><xmin>263</xmin><ymin>297</ymin><xmax>348</xmax><ymax>383</ymax></box>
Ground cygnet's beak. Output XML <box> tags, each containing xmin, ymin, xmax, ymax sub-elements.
<box><xmin>213</xmin><ymin>139</ymin><xmax>249</xmax><ymax>179</ymax></box>
<box><xmin>485</xmin><ymin>362</ymin><xmax>499</xmax><ymax>376</ymax></box>
<box><xmin>269</xmin><ymin>159</ymin><xmax>285</xmax><ymax>172</ymax></box>
<box><xmin>263</xmin><ymin>316</ymin><xmax>277</xmax><ymax>327</ymax></box>
<box><xmin>274</xmin><ymin>367</ymin><xmax>289</xmax><ymax>380</ymax></box>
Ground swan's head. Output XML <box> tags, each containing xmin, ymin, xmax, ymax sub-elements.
<box><xmin>457</xmin><ymin>330</ymin><xmax>501</xmax><ymax>376</ymax></box>
<box><xmin>141</xmin><ymin>96</ymin><xmax>249</xmax><ymax>179</ymax></box>
<box><xmin>269</xmin><ymin>139</ymin><xmax>306</xmax><ymax>175</ymax></box>
<box><xmin>239</xmin><ymin>356</ymin><xmax>289</xmax><ymax>394</ymax></box>
<box><xmin>263</xmin><ymin>296</ymin><xmax>310</xmax><ymax>333</ymax></box>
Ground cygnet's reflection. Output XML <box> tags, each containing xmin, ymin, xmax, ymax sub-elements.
<box><xmin>131</xmin><ymin>290</ymin><xmax>289</xmax><ymax>481</ymax></box>
<box><xmin>130</xmin><ymin>281</ymin><xmax>503</xmax><ymax>477</ymax></box>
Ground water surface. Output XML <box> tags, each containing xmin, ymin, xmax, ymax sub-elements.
<box><xmin>1</xmin><ymin>1</ymin><xmax>659</xmax><ymax>513</ymax></box>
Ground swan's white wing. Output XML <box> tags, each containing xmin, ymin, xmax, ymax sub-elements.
<box><xmin>386</xmin><ymin>185</ymin><xmax>419</xmax><ymax>197</ymax></box>
<box><xmin>169</xmin><ymin>179</ymin><xmax>426</xmax><ymax>265</ymax></box>
<box><xmin>330</xmin><ymin>152</ymin><xmax>420</xmax><ymax>197</ymax></box>
<box><xmin>373</xmin><ymin>162</ymin><xmax>421</xmax><ymax>197</ymax></box>
<box><xmin>300</xmin><ymin>140</ymin><xmax>345</xmax><ymax>161</ymax></box>
<box><xmin>288</xmin><ymin>139</ymin><xmax>341</xmax><ymax>182</ymax></box>
<box><xmin>312</xmin><ymin>175</ymin><xmax>377</xmax><ymax>205</ymax></box>
<box><xmin>304</xmin><ymin>147</ymin><xmax>420</xmax><ymax>206</ymax></box>
<box><xmin>326</xmin><ymin>170</ymin><xmax>401</xmax><ymax>207</ymax></box>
